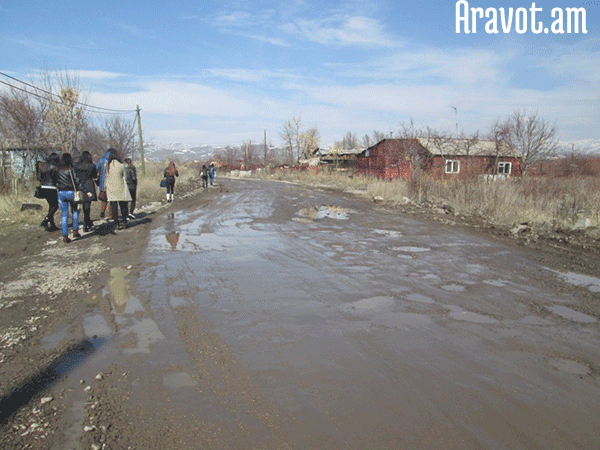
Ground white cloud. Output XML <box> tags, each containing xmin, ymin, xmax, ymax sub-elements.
<box><xmin>286</xmin><ymin>15</ymin><xmax>404</xmax><ymax>48</ymax></box>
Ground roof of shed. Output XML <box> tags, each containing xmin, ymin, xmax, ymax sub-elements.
<box><xmin>416</xmin><ymin>138</ymin><xmax>520</xmax><ymax>158</ymax></box>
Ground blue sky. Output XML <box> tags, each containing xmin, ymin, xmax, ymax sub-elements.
<box><xmin>1</xmin><ymin>0</ymin><xmax>598</xmax><ymax>146</ymax></box>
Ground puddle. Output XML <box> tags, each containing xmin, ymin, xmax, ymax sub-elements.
<box><xmin>548</xmin><ymin>306</ymin><xmax>597</xmax><ymax>324</ymax></box>
<box><xmin>519</xmin><ymin>315</ymin><xmax>553</xmax><ymax>326</ymax></box>
<box><xmin>441</xmin><ymin>284</ymin><xmax>466</xmax><ymax>293</ymax></box>
<box><xmin>343</xmin><ymin>296</ymin><xmax>395</xmax><ymax>313</ymax></box>
<box><xmin>295</xmin><ymin>205</ymin><xmax>352</xmax><ymax>221</ymax></box>
<box><xmin>165</xmin><ymin>231</ymin><xmax>180</xmax><ymax>250</ymax></box>
<box><xmin>109</xmin><ymin>266</ymin><xmax>131</xmax><ymax>314</ymax></box>
<box><xmin>371</xmin><ymin>229</ymin><xmax>402</xmax><ymax>238</ymax></box>
<box><xmin>392</xmin><ymin>246</ymin><xmax>431</xmax><ymax>253</ymax></box>
<box><xmin>483</xmin><ymin>279</ymin><xmax>510</xmax><ymax>287</ymax></box>
<box><xmin>372</xmin><ymin>312</ymin><xmax>432</xmax><ymax>328</ymax></box>
<box><xmin>547</xmin><ymin>358</ymin><xmax>591</xmax><ymax>375</ymax></box>
<box><xmin>445</xmin><ymin>305</ymin><xmax>499</xmax><ymax>324</ymax></box>
<box><xmin>122</xmin><ymin>317</ymin><xmax>166</xmax><ymax>354</ymax></box>
<box><xmin>405</xmin><ymin>293</ymin><xmax>435</xmax><ymax>304</ymax></box>
<box><xmin>163</xmin><ymin>371</ymin><xmax>197</xmax><ymax>390</ymax></box>
<box><xmin>548</xmin><ymin>269</ymin><xmax>600</xmax><ymax>293</ymax></box>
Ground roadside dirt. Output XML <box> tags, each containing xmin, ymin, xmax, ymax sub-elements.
<box><xmin>0</xmin><ymin>176</ymin><xmax>598</xmax><ymax>449</ymax></box>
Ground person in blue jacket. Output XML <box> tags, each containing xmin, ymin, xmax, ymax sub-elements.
<box><xmin>96</xmin><ymin>149</ymin><xmax>111</xmax><ymax>219</ymax></box>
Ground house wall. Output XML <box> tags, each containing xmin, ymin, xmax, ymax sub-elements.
<box><xmin>356</xmin><ymin>139</ymin><xmax>523</xmax><ymax>180</ymax></box>
<box><xmin>426</xmin><ymin>155</ymin><xmax>523</xmax><ymax>178</ymax></box>
<box><xmin>356</xmin><ymin>140</ymin><xmax>417</xmax><ymax>180</ymax></box>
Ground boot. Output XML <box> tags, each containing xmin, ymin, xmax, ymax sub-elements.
<box><xmin>47</xmin><ymin>218</ymin><xmax>59</xmax><ymax>232</ymax></box>
<box><xmin>40</xmin><ymin>217</ymin><xmax>49</xmax><ymax>228</ymax></box>
<box><xmin>73</xmin><ymin>230</ymin><xmax>81</xmax><ymax>239</ymax></box>
<box><xmin>170</xmin><ymin>193</ymin><xmax>174</xmax><ymax>202</ymax></box>
<box><xmin>63</xmin><ymin>235</ymin><xmax>71</xmax><ymax>244</ymax></box>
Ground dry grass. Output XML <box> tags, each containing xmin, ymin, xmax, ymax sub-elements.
<box><xmin>249</xmin><ymin>168</ymin><xmax>600</xmax><ymax>230</ymax></box>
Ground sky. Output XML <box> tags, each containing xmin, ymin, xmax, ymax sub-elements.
<box><xmin>1</xmin><ymin>0</ymin><xmax>599</xmax><ymax>147</ymax></box>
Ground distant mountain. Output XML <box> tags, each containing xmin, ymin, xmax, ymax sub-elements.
<box><xmin>557</xmin><ymin>139</ymin><xmax>600</xmax><ymax>155</ymax></box>
<box><xmin>142</xmin><ymin>142</ymin><xmax>218</xmax><ymax>162</ymax></box>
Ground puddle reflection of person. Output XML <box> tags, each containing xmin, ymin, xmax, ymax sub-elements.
<box><xmin>166</xmin><ymin>231</ymin><xmax>180</xmax><ymax>250</ymax></box>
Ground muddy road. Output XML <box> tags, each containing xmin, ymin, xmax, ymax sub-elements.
<box><xmin>4</xmin><ymin>178</ymin><xmax>600</xmax><ymax>449</ymax></box>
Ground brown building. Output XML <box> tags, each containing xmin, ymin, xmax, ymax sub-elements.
<box><xmin>356</xmin><ymin>138</ymin><xmax>523</xmax><ymax>180</ymax></box>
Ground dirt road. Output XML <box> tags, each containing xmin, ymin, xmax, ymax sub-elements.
<box><xmin>1</xmin><ymin>178</ymin><xmax>600</xmax><ymax>449</ymax></box>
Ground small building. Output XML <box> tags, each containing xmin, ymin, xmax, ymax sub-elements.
<box><xmin>318</xmin><ymin>147</ymin><xmax>364</xmax><ymax>170</ymax></box>
<box><xmin>356</xmin><ymin>138</ymin><xmax>522</xmax><ymax>180</ymax></box>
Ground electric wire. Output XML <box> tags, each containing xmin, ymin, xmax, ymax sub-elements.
<box><xmin>0</xmin><ymin>71</ymin><xmax>138</xmax><ymax>115</ymax></box>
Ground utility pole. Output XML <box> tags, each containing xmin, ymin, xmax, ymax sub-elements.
<box><xmin>136</xmin><ymin>105</ymin><xmax>145</xmax><ymax>175</ymax></box>
<box><xmin>450</xmin><ymin>106</ymin><xmax>458</xmax><ymax>136</ymax></box>
<box><xmin>264</xmin><ymin>129</ymin><xmax>267</xmax><ymax>166</ymax></box>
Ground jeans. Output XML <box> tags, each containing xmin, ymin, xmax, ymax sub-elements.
<box><xmin>209</xmin><ymin>173</ymin><xmax>214</xmax><ymax>185</ymax></box>
<box><xmin>58</xmin><ymin>190</ymin><xmax>79</xmax><ymax>236</ymax></box>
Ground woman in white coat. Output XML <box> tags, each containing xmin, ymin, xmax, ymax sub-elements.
<box><xmin>105</xmin><ymin>148</ymin><xmax>132</xmax><ymax>229</ymax></box>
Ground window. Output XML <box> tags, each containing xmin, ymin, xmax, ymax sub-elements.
<box><xmin>445</xmin><ymin>159</ymin><xmax>460</xmax><ymax>174</ymax></box>
<box><xmin>498</xmin><ymin>162</ymin><xmax>512</xmax><ymax>175</ymax></box>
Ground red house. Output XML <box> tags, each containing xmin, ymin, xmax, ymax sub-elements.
<box><xmin>356</xmin><ymin>138</ymin><xmax>523</xmax><ymax>180</ymax></box>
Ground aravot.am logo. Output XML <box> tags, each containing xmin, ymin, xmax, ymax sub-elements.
<box><xmin>455</xmin><ymin>1</ymin><xmax>594</xmax><ymax>34</ymax></box>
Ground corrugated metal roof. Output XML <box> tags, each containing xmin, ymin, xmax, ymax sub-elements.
<box><xmin>416</xmin><ymin>138</ymin><xmax>520</xmax><ymax>158</ymax></box>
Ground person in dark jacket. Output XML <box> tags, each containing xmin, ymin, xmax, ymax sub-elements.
<box><xmin>57</xmin><ymin>152</ymin><xmax>87</xmax><ymax>243</ymax></box>
<box><xmin>200</xmin><ymin>164</ymin><xmax>208</xmax><ymax>188</ymax></box>
<box><xmin>74</xmin><ymin>151</ymin><xmax>98</xmax><ymax>232</ymax></box>
<box><xmin>36</xmin><ymin>152</ymin><xmax>60</xmax><ymax>232</ymax></box>
<box><xmin>164</xmin><ymin>161</ymin><xmax>179</xmax><ymax>202</ymax></box>
<box><xmin>124</xmin><ymin>158</ymin><xmax>137</xmax><ymax>218</ymax></box>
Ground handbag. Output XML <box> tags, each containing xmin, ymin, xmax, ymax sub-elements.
<box><xmin>69</xmin><ymin>170</ymin><xmax>85</xmax><ymax>202</ymax></box>
<box><xmin>160</xmin><ymin>177</ymin><xmax>168</xmax><ymax>188</ymax></box>
<box><xmin>34</xmin><ymin>186</ymin><xmax>43</xmax><ymax>199</ymax></box>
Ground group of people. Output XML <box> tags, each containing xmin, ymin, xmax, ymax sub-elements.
<box><xmin>200</xmin><ymin>163</ymin><xmax>216</xmax><ymax>188</ymax></box>
<box><xmin>36</xmin><ymin>148</ymin><xmax>138</xmax><ymax>243</ymax></box>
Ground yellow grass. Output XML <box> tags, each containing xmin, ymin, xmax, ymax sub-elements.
<box><xmin>250</xmin><ymin>168</ymin><xmax>600</xmax><ymax>230</ymax></box>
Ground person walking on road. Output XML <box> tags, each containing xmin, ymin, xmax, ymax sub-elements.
<box><xmin>56</xmin><ymin>152</ymin><xmax>86</xmax><ymax>243</ymax></box>
<box><xmin>208</xmin><ymin>163</ymin><xmax>216</xmax><ymax>186</ymax></box>
<box><xmin>200</xmin><ymin>164</ymin><xmax>208</xmax><ymax>188</ymax></box>
<box><xmin>105</xmin><ymin>149</ymin><xmax>132</xmax><ymax>230</ymax></box>
<box><xmin>164</xmin><ymin>161</ymin><xmax>179</xmax><ymax>202</ymax></box>
<box><xmin>96</xmin><ymin>149</ymin><xmax>111</xmax><ymax>219</ymax></box>
<box><xmin>36</xmin><ymin>152</ymin><xmax>60</xmax><ymax>232</ymax></box>
<box><xmin>124</xmin><ymin>158</ymin><xmax>137</xmax><ymax>219</ymax></box>
<box><xmin>74</xmin><ymin>150</ymin><xmax>98</xmax><ymax>232</ymax></box>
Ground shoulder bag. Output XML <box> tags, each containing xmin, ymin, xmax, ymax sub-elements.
<box><xmin>69</xmin><ymin>170</ymin><xmax>85</xmax><ymax>202</ymax></box>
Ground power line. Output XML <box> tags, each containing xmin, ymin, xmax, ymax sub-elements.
<box><xmin>0</xmin><ymin>71</ymin><xmax>137</xmax><ymax>115</ymax></box>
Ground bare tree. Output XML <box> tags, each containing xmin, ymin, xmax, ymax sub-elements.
<box><xmin>340</xmin><ymin>131</ymin><xmax>359</xmax><ymax>149</ymax></box>
<box><xmin>79</xmin><ymin>123</ymin><xmax>108</xmax><ymax>159</ymax></box>
<box><xmin>501</xmin><ymin>110</ymin><xmax>558</xmax><ymax>168</ymax></box>
<box><xmin>104</xmin><ymin>115</ymin><xmax>135</xmax><ymax>158</ymax></box>
<box><xmin>372</xmin><ymin>130</ymin><xmax>387</xmax><ymax>143</ymax></box>
<box><xmin>41</xmin><ymin>71</ymin><xmax>87</xmax><ymax>152</ymax></box>
<box><xmin>280</xmin><ymin>115</ymin><xmax>303</xmax><ymax>164</ymax></box>
<box><xmin>300</xmin><ymin>127</ymin><xmax>320</xmax><ymax>159</ymax></box>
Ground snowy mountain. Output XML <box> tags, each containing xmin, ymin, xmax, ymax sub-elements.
<box><xmin>142</xmin><ymin>142</ymin><xmax>219</xmax><ymax>162</ymax></box>
<box><xmin>557</xmin><ymin>139</ymin><xmax>600</xmax><ymax>155</ymax></box>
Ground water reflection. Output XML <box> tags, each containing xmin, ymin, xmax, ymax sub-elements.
<box><xmin>109</xmin><ymin>266</ymin><xmax>130</xmax><ymax>314</ymax></box>
<box><xmin>166</xmin><ymin>231</ymin><xmax>180</xmax><ymax>251</ymax></box>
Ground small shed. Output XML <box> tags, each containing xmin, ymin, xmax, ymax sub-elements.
<box><xmin>356</xmin><ymin>138</ymin><xmax>522</xmax><ymax>180</ymax></box>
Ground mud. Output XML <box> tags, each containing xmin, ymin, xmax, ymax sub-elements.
<box><xmin>1</xmin><ymin>177</ymin><xmax>600</xmax><ymax>449</ymax></box>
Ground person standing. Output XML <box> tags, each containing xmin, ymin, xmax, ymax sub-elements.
<box><xmin>74</xmin><ymin>150</ymin><xmax>98</xmax><ymax>232</ymax></box>
<box><xmin>200</xmin><ymin>164</ymin><xmax>208</xmax><ymax>188</ymax></box>
<box><xmin>96</xmin><ymin>149</ymin><xmax>111</xmax><ymax>219</ymax></box>
<box><xmin>56</xmin><ymin>152</ymin><xmax>86</xmax><ymax>243</ymax></box>
<box><xmin>164</xmin><ymin>161</ymin><xmax>179</xmax><ymax>202</ymax></box>
<box><xmin>105</xmin><ymin>149</ymin><xmax>132</xmax><ymax>230</ymax></box>
<box><xmin>208</xmin><ymin>163</ymin><xmax>216</xmax><ymax>186</ymax></box>
<box><xmin>124</xmin><ymin>158</ymin><xmax>137</xmax><ymax>219</ymax></box>
<box><xmin>36</xmin><ymin>152</ymin><xmax>60</xmax><ymax>232</ymax></box>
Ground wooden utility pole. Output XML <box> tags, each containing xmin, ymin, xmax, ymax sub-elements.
<box><xmin>136</xmin><ymin>105</ymin><xmax>145</xmax><ymax>175</ymax></box>
<box><xmin>264</xmin><ymin>129</ymin><xmax>267</xmax><ymax>166</ymax></box>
